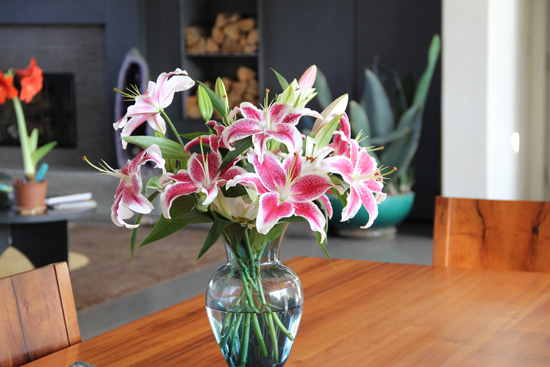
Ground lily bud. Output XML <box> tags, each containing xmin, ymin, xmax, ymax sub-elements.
<box><xmin>298</xmin><ymin>65</ymin><xmax>317</xmax><ymax>89</ymax></box>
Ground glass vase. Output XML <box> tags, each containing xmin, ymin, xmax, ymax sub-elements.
<box><xmin>205</xmin><ymin>223</ymin><xmax>303</xmax><ymax>367</ymax></box>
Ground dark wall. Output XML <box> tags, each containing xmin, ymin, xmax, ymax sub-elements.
<box><xmin>355</xmin><ymin>1</ymin><xmax>442</xmax><ymax>221</ymax></box>
<box><xmin>0</xmin><ymin>0</ymin><xmax>145</xmax><ymax>167</ymax></box>
<box><xmin>258</xmin><ymin>0</ymin><xmax>442</xmax><ymax>221</ymax></box>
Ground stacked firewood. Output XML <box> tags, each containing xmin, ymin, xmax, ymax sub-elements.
<box><xmin>186</xmin><ymin>66</ymin><xmax>259</xmax><ymax>120</ymax></box>
<box><xmin>185</xmin><ymin>12</ymin><xmax>258</xmax><ymax>54</ymax></box>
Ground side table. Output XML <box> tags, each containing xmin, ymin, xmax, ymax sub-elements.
<box><xmin>0</xmin><ymin>208</ymin><xmax>95</xmax><ymax>269</ymax></box>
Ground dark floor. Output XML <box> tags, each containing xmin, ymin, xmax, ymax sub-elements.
<box><xmin>77</xmin><ymin>220</ymin><xmax>434</xmax><ymax>340</ymax></box>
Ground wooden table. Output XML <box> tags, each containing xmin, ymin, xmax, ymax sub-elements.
<box><xmin>21</xmin><ymin>257</ymin><xmax>550</xmax><ymax>366</ymax></box>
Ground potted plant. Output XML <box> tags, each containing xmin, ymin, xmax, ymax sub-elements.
<box><xmin>313</xmin><ymin>35</ymin><xmax>441</xmax><ymax>236</ymax></box>
<box><xmin>0</xmin><ymin>58</ymin><xmax>57</xmax><ymax>214</ymax></box>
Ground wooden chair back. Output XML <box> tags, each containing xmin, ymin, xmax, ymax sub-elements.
<box><xmin>433</xmin><ymin>196</ymin><xmax>550</xmax><ymax>273</ymax></box>
<box><xmin>0</xmin><ymin>262</ymin><xmax>80</xmax><ymax>367</ymax></box>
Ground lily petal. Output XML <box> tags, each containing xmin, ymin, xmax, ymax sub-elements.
<box><xmin>257</xmin><ymin>192</ymin><xmax>294</xmax><ymax>234</ymax></box>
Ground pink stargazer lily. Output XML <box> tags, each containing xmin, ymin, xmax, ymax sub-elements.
<box><xmin>324</xmin><ymin>132</ymin><xmax>386</xmax><ymax>228</ymax></box>
<box><xmin>223</xmin><ymin>102</ymin><xmax>321</xmax><ymax>159</ymax></box>
<box><xmin>102</xmin><ymin>145</ymin><xmax>166</xmax><ymax>228</ymax></box>
<box><xmin>227</xmin><ymin>151</ymin><xmax>333</xmax><ymax>240</ymax></box>
<box><xmin>160</xmin><ymin>150</ymin><xmax>246</xmax><ymax>219</ymax></box>
<box><xmin>114</xmin><ymin>68</ymin><xmax>194</xmax><ymax>149</ymax></box>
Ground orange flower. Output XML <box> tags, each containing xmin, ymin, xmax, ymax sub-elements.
<box><xmin>0</xmin><ymin>71</ymin><xmax>19</xmax><ymax>104</ymax></box>
<box><xmin>15</xmin><ymin>58</ymin><xmax>43</xmax><ymax>103</ymax></box>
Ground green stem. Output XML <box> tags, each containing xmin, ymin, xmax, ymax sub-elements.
<box><xmin>266</xmin><ymin>313</ymin><xmax>279</xmax><ymax>361</ymax></box>
<box><xmin>160</xmin><ymin>110</ymin><xmax>184</xmax><ymax>146</ymax></box>
<box><xmin>252</xmin><ymin>313</ymin><xmax>268</xmax><ymax>357</ymax></box>
<box><xmin>238</xmin><ymin>314</ymin><xmax>251</xmax><ymax>366</ymax></box>
<box><xmin>13</xmin><ymin>96</ymin><xmax>34</xmax><ymax>179</ymax></box>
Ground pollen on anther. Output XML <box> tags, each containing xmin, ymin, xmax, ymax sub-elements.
<box><xmin>393</xmin><ymin>167</ymin><xmax>397</xmax><ymax>171</ymax></box>
<box><xmin>82</xmin><ymin>156</ymin><xmax>87</xmax><ymax>161</ymax></box>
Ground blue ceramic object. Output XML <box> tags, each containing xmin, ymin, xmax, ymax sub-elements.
<box><xmin>329</xmin><ymin>192</ymin><xmax>415</xmax><ymax>235</ymax></box>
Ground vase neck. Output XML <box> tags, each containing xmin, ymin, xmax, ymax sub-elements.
<box><xmin>222</xmin><ymin>223</ymin><xmax>289</xmax><ymax>266</ymax></box>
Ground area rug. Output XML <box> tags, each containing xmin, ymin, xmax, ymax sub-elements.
<box><xmin>69</xmin><ymin>224</ymin><xmax>226</xmax><ymax>310</ymax></box>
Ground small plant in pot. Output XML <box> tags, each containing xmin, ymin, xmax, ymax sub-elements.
<box><xmin>0</xmin><ymin>58</ymin><xmax>57</xmax><ymax>214</ymax></box>
<box><xmin>312</xmin><ymin>35</ymin><xmax>440</xmax><ymax>236</ymax></box>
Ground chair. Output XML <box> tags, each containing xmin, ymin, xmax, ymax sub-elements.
<box><xmin>433</xmin><ymin>196</ymin><xmax>550</xmax><ymax>273</ymax></box>
<box><xmin>0</xmin><ymin>262</ymin><xmax>80</xmax><ymax>367</ymax></box>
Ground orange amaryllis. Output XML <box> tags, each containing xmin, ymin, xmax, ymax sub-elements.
<box><xmin>15</xmin><ymin>58</ymin><xmax>43</xmax><ymax>103</ymax></box>
<box><xmin>0</xmin><ymin>71</ymin><xmax>18</xmax><ymax>104</ymax></box>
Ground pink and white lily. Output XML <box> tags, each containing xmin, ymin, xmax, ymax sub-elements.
<box><xmin>227</xmin><ymin>151</ymin><xmax>333</xmax><ymax>240</ymax></box>
<box><xmin>114</xmin><ymin>68</ymin><xmax>194</xmax><ymax>148</ymax></box>
<box><xmin>85</xmin><ymin>145</ymin><xmax>166</xmax><ymax>228</ymax></box>
<box><xmin>324</xmin><ymin>132</ymin><xmax>386</xmax><ymax>228</ymax></box>
<box><xmin>160</xmin><ymin>149</ymin><xmax>246</xmax><ymax>218</ymax></box>
<box><xmin>223</xmin><ymin>102</ymin><xmax>322</xmax><ymax>159</ymax></box>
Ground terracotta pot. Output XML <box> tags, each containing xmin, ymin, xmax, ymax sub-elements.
<box><xmin>12</xmin><ymin>180</ymin><xmax>48</xmax><ymax>215</ymax></box>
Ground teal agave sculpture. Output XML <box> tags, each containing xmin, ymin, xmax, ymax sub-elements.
<box><xmin>314</xmin><ymin>35</ymin><xmax>441</xmax><ymax>194</ymax></box>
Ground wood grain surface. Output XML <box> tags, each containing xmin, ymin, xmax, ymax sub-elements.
<box><xmin>0</xmin><ymin>262</ymin><xmax>81</xmax><ymax>367</ymax></box>
<box><xmin>433</xmin><ymin>196</ymin><xmax>550</xmax><ymax>272</ymax></box>
<box><xmin>18</xmin><ymin>257</ymin><xmax>550</xmax><ymax>367</ymax></box>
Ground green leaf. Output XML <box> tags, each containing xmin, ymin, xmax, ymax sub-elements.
<box><xmin>349</xmin><ymin>100</ymin><xmax>371</xmax><ymax>148</ymax></box>
<box><xmin>219</xmin><ymin>137</ymin><xmax>253</xmax><ymax>173</ymax></box>
<box><xmin>314</xmin><ymin>114</ymin><xmax>342</xmax><ymax>148</ymax></box>
<box><xmin>370</xmin><ymin>127</ymin><xmax>410</xmax><ymax>146</ymax></box>
<box><xmin>197</xmin><ymin>81</ymin><xmax>229</xmax><ymax>121</ymax></box>
<box><xmin>380</xmin><ymin>104</ymin><xmax>423</xmax><ymax>186</ymax></box>
<box><xmin>139</xmin><ymin>196</ymin><xmax>213</xmax><ymax>248</ymax></box>
<box><xmin>413</xmin><ymin>34</ymin><xmax>441</xmax><ymax>106</ymax></box>
<box><xmin>29</xmin><ymin>128</ymin><xmax>39</xmax><ymax>153</ymax></box>
<box><xmin>122</xmin><ymin>136</ymin><xmax>187</xmax><ymax>160</ymax></box>
<box><xmin>271</xmin><ymin>68</ymin><xmax>289</xmax><ymax>90</ymax></box>
<box><xmin>31</xmin><ymin>141</ymin><xmax>57</xmax><ymax>167</ymax></box>
<box><xmin>197</xmin><ymin>85</ymin><xmax>213</xmax><ymax>121</ymax></box>
<box><xmin>222</xmin><ymin>184</ymin><xmax>248</xmax><ymax>198</ymax></box>
<box><xmin>180</xmin><ymin>131</ymin><xmax>209</xmax><ymax>141</ymax></box>
<box><xmin>360</xmin><ymin>69</ymin><xmax>394</xmax><ymax>137</ymax></box>
<box><xmin>313</xmin><ymin>68</ymin><xmax>333</xmax><ymax>109</ymax></box>
<box><xmin>197</xmin><ymin>218</ymin><xmax>231</xmax><ymax>260</ymax></box>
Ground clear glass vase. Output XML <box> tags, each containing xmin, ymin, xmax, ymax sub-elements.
<box><xmin>205</xmin><ymin>223</ymin><xmax>303</xmax><ymax>367</ymax></box>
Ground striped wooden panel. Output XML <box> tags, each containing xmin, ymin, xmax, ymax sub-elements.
<box><xmin>433</xmin><ymin>196</ymin><xmax>550</xmax><ymax>272</ymax></box>
<box><xmin>0</xmin><ymin>262</ymin><xmax>80</xmax><ymax>367</ymax></box>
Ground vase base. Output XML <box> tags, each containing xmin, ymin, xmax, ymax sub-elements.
<box><xmin>335</xmin><ymin>226</ymin><xmax>397</xmax><ymax>239</ymax></box>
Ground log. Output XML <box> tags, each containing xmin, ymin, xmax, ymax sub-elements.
<box><xmin>211</xmin><ymin>26</ymin><xmax>225</xmax><ymax>44</ymax></box>
<box><xmin>237</xmin><ymin>18</ymin><xmax>256</xmax><ymax>32</ymax></box>
<box><xmin>186</xmin><ymin>95</ymin><xmax>201</xmax><ymax>119</ymax></box>
<box><xmin>236</xmin><ymin>66</ymin><xmax>256</xmax><ymax>82</ymax></box>
<box><xmin>186</xmin><ymin>37</ymin><xmax>206</xmax><ymax>53</ymax></box>
<box><xmin>185</xmin><ymin>26</ymin><xmax>207</xmax><ymax>47</ymax></box>
<box><xmin>242</xmin><ymin>44</ymin><xmax>258</xmax><ymax>53</ymax></box>
<box><xmin>214</xmin><ymin>12</ymin><xmax>231</xmax><ymax>28</ymax></box>
<box><xmin>221</xmin><ymin>38</ymin><xmax>242</xmax><ymax>53</ymax></box>
<box><xmin>247</xmin><ymin>29</ymin><xmax>258</xmax><ymax>44</ymax></box>
<box><xmin>230</xmin><ymin>80</ymin><xmax>247</xmax><ymax>96</ymax></box>
<box><xmin>205</xmin><ymin>38</ymin><xmax>220</xmax><ymax>53</ymax></box>
<box><xmin>223</xmin><ymin>22</ymin><xmax>241</xmax><ymax>41</ymax></box>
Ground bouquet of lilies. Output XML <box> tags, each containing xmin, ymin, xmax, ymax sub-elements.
<box><xmin>86</xmin><ymin>65</ymin><xmax>388</xmax><ymax>255</ymax></box>
<box><xmin>86</xmin><ymin>65</ymin><xmax>389</xmax><ymax>366</ymax></box>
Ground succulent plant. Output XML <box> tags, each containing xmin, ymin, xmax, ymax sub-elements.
<box><xmin>314</xmin><ymin>34</ymin><xmax>441</xmax><ymax>194</ymax></box>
